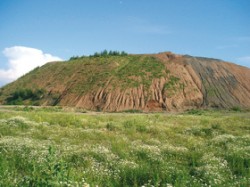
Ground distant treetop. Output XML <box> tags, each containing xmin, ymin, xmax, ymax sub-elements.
<box><xmin>90</xmin><ymin>50</ymin><xmax>128</xmax><ymax>57</ymax></box>
<box><xmin>69</xmin><ymin>50</ymin><xmax>128</xmax><ymax>60</ymax></box>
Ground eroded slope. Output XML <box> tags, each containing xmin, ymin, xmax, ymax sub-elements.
<box><xmin>0</xmin><ymin>52</ymin><xmax>249</xmax><ymax>111</ymax></box>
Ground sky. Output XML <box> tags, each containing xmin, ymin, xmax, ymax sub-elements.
<box><xmin>0</xmin><ymin>0</ymin><xmax>250</xmax><ymax>86</ymax></box>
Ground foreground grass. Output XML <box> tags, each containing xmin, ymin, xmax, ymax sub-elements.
<box><xmin>0</xmin><ymin>107</ymin><xmax>249</xmax><ymax>186</ymax></box>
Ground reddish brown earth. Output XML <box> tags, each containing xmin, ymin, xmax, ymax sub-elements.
<box><xmin>0</xmin><ymin>52</ymin><xmax>249</xmax><ymax>111</ymax></box>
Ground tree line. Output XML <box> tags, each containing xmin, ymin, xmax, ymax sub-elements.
<box><xmin>69</xmin><ymin>50</ymin><xmax>128</xmax><ymax>60</ymax></box>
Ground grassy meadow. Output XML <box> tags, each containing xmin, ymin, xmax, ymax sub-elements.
<box><xmin>0</xmin><ymin>106</ymin><xmax>249</xmax><ymax>186</ymax></box>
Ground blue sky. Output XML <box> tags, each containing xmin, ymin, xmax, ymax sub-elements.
<box><xmin>0</xmin><ymin>0</ymin><xmax>250</xmax><ymax>85</ymax></box>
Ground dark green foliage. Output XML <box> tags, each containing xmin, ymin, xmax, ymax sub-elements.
<box><xmin>93</xmin><ymin>52</ymin><xmax>100</xmax><ymax>57</ymax></box>
<box><xmin>69</xmin><ymin>55</ymin><xmax>87</xmax><ymax>60</ymax></box>
<box><xmin>6</xmin><ymin>88</ymin><xmax>46</xmax><ymax>105</ymax></box>
<box><xmin>122</xmin><ymin>109</ymin><xmax>143</xmax><ymax>113</ymax></box>
<box><xmin>102</xmin><ymin>49</ymin><xmax>108</xmax><ymax>56</ymax></box>
<box><xmin>106</xmin><ymin>122</ymin><xmax>117</xmax><ymax>131</ymax></box>
<box><xmin>69</xmin><ymin>56</ymin><xmax>80</xmax><ymax>60</ymax></box>
<box><xmin>186</xmin><ymin>109</ymin><xmax>204</xmax><ymax>115</ymax></box>
<box><xmin>121</xmin><ymin>51</ymin><xmax>128</xmax><ymax>56</ymax></box>
<box><xmin>231</xmin><ymin>106</ymin><xmax>242</xmax><ymax>112</ymax></box>
<box><xmin>90</xmin><ymin>50</ymin><xmax>128</xmax><ymax>57</ymax></box>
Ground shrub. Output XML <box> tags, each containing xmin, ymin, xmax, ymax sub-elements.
<box><xmin>6</xmin><ymin>89</ymin><xmax>46</xmax><ymax>105</ymax></box>
<box><xmin>231</xmin><ymin>106</ymin><xmax>242</xmax><ymax>112</ymax></box>
<box><xmin>106</xmin><ymin>122</ymin><xmax>117</xmax><ymax>131</ymax></box>
<box><xmin>186</xmin><ymin>109</ymin><xmax>204</xmax><ymax>115</ymax></box>
<box><xmin>69</xmin><ymin>56</ymin><xmax>80</xmax><ymax>60</ymax></box>
<box><xmin>122</xmin><ymin>109</ymin><xmax>142</xmax><ymax>113</ymax></box>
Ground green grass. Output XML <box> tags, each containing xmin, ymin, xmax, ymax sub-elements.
<box><xmin>113</xmin><ymin>56</ymin><xmax>165</xmax><ymax>89</ymax></box>
<box><xmin>0</xmin><ymin>106</ymin><xmax>250</xmax><ymax>186</ymax></box>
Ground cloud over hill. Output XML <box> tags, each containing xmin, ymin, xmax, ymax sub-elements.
<box><xmin>0</xmin><ymin>46</ymin><xmax>62</xmax><ymax>86</ymax></box>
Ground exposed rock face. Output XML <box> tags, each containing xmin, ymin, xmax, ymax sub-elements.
<box><xmin>184</xmin><ymin>56</ymin><xmax>250</xmax><ymax>108</ymax></box>
<box><xmin>0</xmin><ymin>52</ymin><xmax>249</xmax><ymax>111</ymax></box>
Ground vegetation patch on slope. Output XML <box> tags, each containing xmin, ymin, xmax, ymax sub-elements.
<box><xmin>0</xmin><ymin>54</ymin><xmax>168</xmax><ymax>100</ymax></box>
<box><xmin>6</xmin><ymin>88</ymin><xmax>46</xmax><ymax>105</ymax></box>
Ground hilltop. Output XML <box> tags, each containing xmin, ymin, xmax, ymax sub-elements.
<box><xmin>0</xmin><ymin>52</ymin><xmax>249</xmax><ymax>111</ymax></box>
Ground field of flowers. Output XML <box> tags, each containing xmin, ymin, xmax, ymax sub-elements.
<box><xmin>0</xmin><ymin>106</ymin><xmax>249</xmax><ymax>186</ymax></box>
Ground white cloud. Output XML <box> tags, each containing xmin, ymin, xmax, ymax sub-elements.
<box><xmin>0</xmin><ymin>46</ymin><xmax>62</xmax><ymax>85</ymax></box>
<box><xmin>236</xmin><ymin>56</ymin><xmax>250</xmax><ymax>68</ymax></box>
